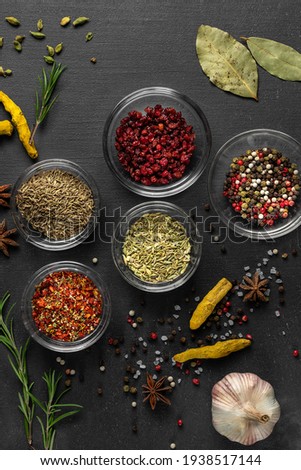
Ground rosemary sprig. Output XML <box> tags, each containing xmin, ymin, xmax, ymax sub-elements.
<box><xmin>30</xmin><ymin>62</ymin><xmax>66</xmax><ymax>144</ymax></box>
<box><xmin>0</xmin><ymin>293</ymin><xmax>35</xmax><ymax>448</ymax></box>
<box><xmin>31</xmin><ymin>370</ymin><xmax>82</xmax><ymax>450</ymax></box>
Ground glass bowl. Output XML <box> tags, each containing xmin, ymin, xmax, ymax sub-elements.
<box><xmin>112</xmin><ymin>201</ymin><xmax>202</xmax><ymax>292</ymax></box>
<box><xmin>208</xmin><ymin>129</ymin><xmax>301</xmax><ymax>240</ymax></box>
<box><xmin>103</xmin><ymin>87</ymin><xmax>211</xmax><ymax>197</ymax></box>
<box><xmin>11</xmin><ymin>159</ymin><xmax>99</xmax><ymax>251</ymax></box>
<box><xmin>21</xmin><ymin>261</ymin><xmax>111</xmax><ymax>353</ymax></box>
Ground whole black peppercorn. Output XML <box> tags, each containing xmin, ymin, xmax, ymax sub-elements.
<box><xmin>132</xmin><ymin>424</ymin><xmax>138</xmax><ymax>433</ymax></box>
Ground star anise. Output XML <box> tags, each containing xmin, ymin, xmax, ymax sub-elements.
<box><xmin>0</xmin><ymin>219</ymin><xmax>19</xmax><ymax>257</ymax></box>
<box><xmin>0</xmin><ymin>184</ymin><xmax>11</xmax><ymax>208</ymax></box>
<box><xmin>240</xmin><ymin>271</ymin><xmax>269</xmax><ymax>302</ymax></box>
<box><xmin>142</xmin><ymin>373</ymin><xmax>172</xmax><ymax>411</ymax></box>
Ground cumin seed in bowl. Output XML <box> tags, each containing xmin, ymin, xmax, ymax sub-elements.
<box><xmin>11</xmin><ymin>159</ymin><xmax>99</xmax><ymax>251</ymax></box>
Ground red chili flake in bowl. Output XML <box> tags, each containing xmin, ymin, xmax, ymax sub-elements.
<box><xmin>32</xmin><ymin>271</ymin><xmax>103</xmax><ymax>342</ymax></box>
<box><xmin>115</xmin><ymin>104</ymin><xmax>196</xmax><ymax>186</ymax></box>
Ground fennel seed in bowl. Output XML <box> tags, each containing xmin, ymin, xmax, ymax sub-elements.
<box><xmin>16</xmin><ymin>169</ymin><xmax>94</xmax><ymax>240</ymax></box>
<box><xmin>122</xmin><ymin>212</ymin><xmax>191</xmax><ymax>283</ymax></box>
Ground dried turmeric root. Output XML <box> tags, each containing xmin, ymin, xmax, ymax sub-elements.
<box><xmin>190</xmin><ymin>278</ymin><xmax>233</xmax><ymax>330</ymax></box>
<box><xmin>0</xmin><ymin>90</ymin><xmax>38</xmax><ymax>158</ymax></box>
<box><xmin>173</xmin><ymin>339</ymin><xmax>251</xmax><ymax>363</ymax></box>
<box><xmin>0</xmin><ymin>120</ymin><xmax>13</xmax><ymax>136</ymax></box>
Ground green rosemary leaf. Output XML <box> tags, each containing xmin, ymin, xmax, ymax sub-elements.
<box><xmin>50</xmin><ymin>409</ymin><xmax>81</xmax><ymax>427</ymax></box>
<box><xmin>30</xmin><ymin>62</ymin><xmax>66</xmax><ymax>144</ymax></box>
<box><xmin>0</xmin><ymin>294</ymin><xmax>34</xmax><ymax>447</ymax></box>
<box><xmin>36</xmin><ymin>415</ymin><xmax>46</xmax><ymax>444</ymax></box>
<box><xmin>53</xmin><ymin>387</ymin><xmax>70</xmax><ymax>405</ymax></box>
<box><xmin>52</xmin><ymin>403</ymin><xmax>82</xmax><ymax>409</ymax></box>
<box><xmin>49</xmin><ymin>430</ymin><xmax>56</xmax><ymax>451</ymax></box>
<box><xmin>30</xmin><ymin>392</ymin><xmax>46</xmax><ymax>413</ymax></box>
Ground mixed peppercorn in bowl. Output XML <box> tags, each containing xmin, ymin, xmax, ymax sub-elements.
<box><xmin>208</xmin><ymin>129</ymin><xmax>301</xmax><ymax>240</ymax></box>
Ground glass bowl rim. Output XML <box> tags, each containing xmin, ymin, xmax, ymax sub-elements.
<box><xmin>111</xmin><ymin>200</ymin><xmax>202</xmax><ymax>292</ymax></box>
<box><xmin>103</xmin><ymin>86</ymin><xmax>212</xmax><ymax>198</ymax></box>
<box><xmin>21</xmin><ymin>260</ymin><xmax>111</xmax><ymax>353</ymax></box>
<box><xmin>208</xmin><ymin>128</ymin><xmax>301</xmax><ymax>240</ymax></box>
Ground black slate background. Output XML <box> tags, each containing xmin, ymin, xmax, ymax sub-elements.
<box><xmin>0</xmin><ymin>0</ymin><xmax>301</xmax><ymax>450</ymax></box>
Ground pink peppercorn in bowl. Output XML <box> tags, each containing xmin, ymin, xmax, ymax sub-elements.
<box><xmin>103</xmin><ymin>87</ymin><xmax>211</xmax><ymax>197</ymax></box>
<box><xmin>21</xmin><ymin>261</ymin><xmax>111</xmax><ymax>353</ymax></box>
<box><xmin>208</xmin><ymin>129</ymin><xmax>301</xmax><ymax>240</ymax></box>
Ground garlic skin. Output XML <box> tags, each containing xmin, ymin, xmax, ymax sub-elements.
<box><xmin>212</xmin><ymin>372</ymin><xmax>281</xmax><ymax>446</ymax></box>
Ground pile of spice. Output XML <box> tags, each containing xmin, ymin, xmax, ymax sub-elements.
<box><xmin>32</xmin><ymin>270</ymin><xmax>102</xmax><ymax>341</ymax></box>
<box><xmin>16</xmin><ymin>169</ymin><xmax>94</xmax><ymax>240</ymax></box>
<box><xmin>115</xmin><ymin>105</ymin><xmax>196</xmax><ymax>186</ymax></box>
<box><xmin>122</xmin><ymin>213</ymin><xmax>191</xmax><ymax>283</ymax></box>
<box><xmin>223</xmin><ymin>147</ymin><xmax>300</xmax><ymax>227</ymax></box>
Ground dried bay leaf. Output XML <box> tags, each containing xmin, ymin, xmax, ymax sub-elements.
<box><xmin>196</xmin><ymin>25</ymin><xmax>258</xmax><ymax>100</ymax></box>
<box><xmin>242</xmin><ymin>36</ymin><xmax>301</xmax><ymax>81</ymax></box>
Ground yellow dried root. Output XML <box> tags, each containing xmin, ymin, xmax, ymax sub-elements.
<box><xmin>0</xmin><ymin>120</ymin><xmax>13</xmax><ymax>136</ymax></box>
<box><xmin>0</xmin><ymin>90</ymin><xmax>38</xmax><ymax>158</ymax></box>
<box><xmin>173</xmin><ymin>339</ymin><xmax>251</xmax><ymax>363</ymax></box>
<box><xmin>190</xmin><ymin>278</ymin><xmax>233</xmax><ymax>330</ymax></box>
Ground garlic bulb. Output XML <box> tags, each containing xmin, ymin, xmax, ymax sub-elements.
<box><xmin>212</xmin><ymin>372</ymin><xmax>280</xmax><ymax>446</ymax></box>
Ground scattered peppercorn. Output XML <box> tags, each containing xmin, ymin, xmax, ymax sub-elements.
<box><xmin>132</xmin><ymin>424</ymin><xmax>138</xmax><ymax>433</ymax></box>
<box><xmin>278</xmin><ymin>285</ymin><xmax>285</xmax><ymax>293</ymax></box>
<box><xmin>203</xmin><ymin>203</ymin><xmax>211</xmax><ymax>211</ymax></box>
<box><xmin>65</xmin><ymin>379</ymin><xmax>71</xmax><ymax>387</ymax></box>
<box><xmin>292</xmin><ymin>248</ymin><xmax>298</xmax><ymax>256</ymax></box>
<box><xmin>130</xmin><ymin>387</ymin><xmax>137</xmax><ymax>395</ymax></box>
<box><xmin>149</xmin><ymin>332</ymin><xmax>158</xmax><ymax>340</ymax></box>
<box><xmin>221</xmin><ymin>245</ymin><xmax>227</xmax><ymax>254</ymax></box>
<box><xmin>123</xmin><ymin>385</ymin><xmax>130</xmax><ymax>393</ymax></box>
<box><xmin>97</xmin><ymin>387</ymin><xmax>103</xmax><ymax>395</ymax></box>
<box><xmin>180</xmin><ymin>336</ymin><xmax>187</xmax><ymax>344</ymax></box>
<box><xmin>282</xmin><ymin>253</ymin><xmax>288</xmax><ymax>260</ymax></box>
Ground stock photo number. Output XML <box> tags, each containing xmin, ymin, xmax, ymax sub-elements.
<box><xmin>182</xmin><ymin>454</ymin><xmax>262</xmax><ymax>466</ymax></box>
